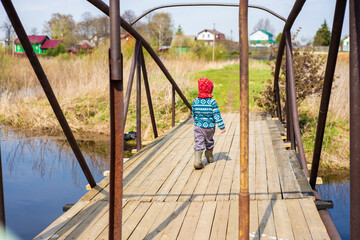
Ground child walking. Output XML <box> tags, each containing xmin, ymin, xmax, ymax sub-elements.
<box><xmin>192</xmin><ymin>78</ymin><xmax>226</xmax><ymax>169</ymax></box>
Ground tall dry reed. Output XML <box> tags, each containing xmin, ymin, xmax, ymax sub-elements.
<box><xmin>0</xmin><ymin>45</ymin><xmax>236</xmax><ymax>140</ymax></box>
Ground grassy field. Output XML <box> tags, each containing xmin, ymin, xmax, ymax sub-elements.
<box><xmin>192</xmin><ymin>60</ymin><xmax>271</xmax><ymax>112</ymax></box>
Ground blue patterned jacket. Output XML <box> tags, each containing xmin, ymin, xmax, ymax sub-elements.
<box><xmin>192</xmin><ymin>98</ymin><xmax>225</xmax><ymax>130</ymax></box>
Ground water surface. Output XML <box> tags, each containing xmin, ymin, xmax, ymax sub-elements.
<box><xmin>0</xmin><ymin>127</ymin><xmax>109</xmax><ymax>239</ymax></box>
<box><xmin>317</xmin><ymin>179</ymin><xmax>350</xmax><ymax>239</ymax></box>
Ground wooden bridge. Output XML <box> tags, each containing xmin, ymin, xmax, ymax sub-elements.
<box><xmin>35</xmin><ymin>113</ymin><xmax>330</xmax><ymax>239</ymax></box>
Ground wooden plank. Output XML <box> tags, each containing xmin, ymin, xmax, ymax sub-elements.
<box><xmin>203</xmin><ymin>116</ymin><xmax>237</xmax><ymax>201</ymax></box>
<box><xmin>123</xmin><ymin>202</ymin><xmax>152</xmax><ymax>239</ymax></box>
<box><xmin>65</xmin><ymin>201</ymin><xmax>108</xmax><ymax>239</ymax></box>
<box><xmin>128</xmin><ymin>202</ymin><xmax>164</xmax><ymax>240</ymax></box>
<box><xmin>261</xmin><ymin>120</ymin><xmax>282</xmax><ymax>199</ymax></box>
<box><xmin>288</xmin><ymin>150</ymin><xmax>314</xmax><ymax>199</ymax></box>
<box><xmin>226</xmin><ymin>200</ymin><xmax>239</xmax><ymax>240</ymax></box>
<box><xmin>209</xmin><ymin>201</ymin><xmax>230</xmax><ymax>240</ymax></box>
<box><xmin>249</xmin><ymin>121</ymin><xmax>256</xmax><ymax>200</ymax></box>
<box><xmin>193</xmin><ymin>201</ymin><xmax>217</xmax><ymax>240</ymax></box>
<box><xmin>140</xmin><ymin>127</ymin><xmax>195</xmax><ymax>202</ymax></box>
<box><xmin>124</xmin><ymin>125</ymin><xmax>193</xmax><ymax>201</ymax></box>
<box><xmin>267</xmin><ymin>120</ymin><xmax>302</xmax><ymax>199</ymax></box>
<box><xmin>286</xmin><ymin>199</ymin><xmax>312</xmax><ymax>240</ymax></box>
<box><xmin>300</xmin><ymin>199</ymin><xmax>330</xmax><ymax>240</ymax></box>
<box><xmin>271</xmin><ymin>200</ymin><xmax>294</xmax><ymax>240</ymax></box>
<box><xmin>144</xmin><ymin>202</ymin><xmax>178</xmax><ymax>240</ymax></box>
<box><xmin>159</xmin><ymin>201</ymin><xmax>191</xmax><ymax>240</ymax></box>
<box><xmin>177</xmin><ymin>201</ymin><xmax>203</xmax><ymax>240</ymax></box>
<box><xmin>249</xmin><ymin>200</ymin><xmax>259</xmax><ymax>240</ymax></box>
<box><xmin>229</xmin><ymin>149</ymin><xmax>240</xmax><ymax>200</ymax></box>
<box><xmin>79</xmin><ymin>177</ymin><xmax>109</xmax><ymax>202</ymax></box>
<box><xmin>217</xmin><ymin>116</ymin><xmax>240</xmax><ymax>201</ymax></box>
<box><xmin>123</xmin><ymin>121</ymin><xmax>193</xmax><ymax>191</ymax></box>
<box><xmin>55</xmin><ymin>201</ymin><xmax>104</xmax><ymax>240</ymax></box>
<box><xmin>255</xmin><ymin>121</ymin><xmax>268</xmax><ymax>200</ymax></box>
<box><xmin>257</xmin><ymin>200</ymin><xmax>276</xmax><ymax>240</ymax></box>
<box><xmin>34</xmin><ymin>200</ymin><xmax>90</xmax><ymax>239</ymax></box>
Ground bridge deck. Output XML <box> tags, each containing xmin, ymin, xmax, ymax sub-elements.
<box><xmin>35</xmin><ymin>113</ymin><xmax>330</xmax><ymax>240</ymax></box>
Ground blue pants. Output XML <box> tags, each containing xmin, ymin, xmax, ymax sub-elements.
<box><xmin>194</xmin><ymin>126</ymin><xmax>215</xmax><ymax>151</ymax></box>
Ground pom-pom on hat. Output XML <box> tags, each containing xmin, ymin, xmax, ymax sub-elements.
<box><xmin>197</xmin><ymin>78</ymin><xmax>213</xmax><ymax>98</ymax></box>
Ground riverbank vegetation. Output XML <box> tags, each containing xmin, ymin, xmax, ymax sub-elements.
<box><xmin>0</xmin><ymin>44</ymin><xmax>350</xmax><ymax>173</ymax></box>
<box><xmin>0</xmin><ymin>43</ymin><xmax>237</xmax><ymax>140</ymax></box>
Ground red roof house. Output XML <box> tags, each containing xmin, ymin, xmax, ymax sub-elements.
<box><xmin>14</xmin><ymin>35</ymin><xmax>49</xmax><ymax>54</ymax></box>
<box><xmin>40</xmin><ymin>39</ymin><xmax>62</xmax><ymax>50</ymax></box>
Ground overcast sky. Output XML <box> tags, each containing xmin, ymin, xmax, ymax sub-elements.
<box><xmin>0</xmin><ymin>0</ymin><xmax>350</xmax><ymax>43</ymax></box>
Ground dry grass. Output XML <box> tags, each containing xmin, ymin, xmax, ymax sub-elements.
<box><xmin>300</xmin><ymin>57</ymin><xmax>350</xmax><ymax>170</ymax></box>
<box><xmin>0</xmin><ymin>44</ymin><xmax>236</xmax><ymax>140</ymax></box>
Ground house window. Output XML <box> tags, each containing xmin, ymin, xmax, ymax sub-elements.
<box><xmin>208</xmin><ymin>34</ymin><xmax>210</xmax><ymax>38</ymax></box>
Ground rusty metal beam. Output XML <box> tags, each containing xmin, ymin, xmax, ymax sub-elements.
<box><xmin>350</xmin><ymin>0</ymin><xmax>360</xmax><ymax>238</ymax></box>
<box><xmin>239</xmin><ymin>0</ymin><xmax>249</xmax><ymax>239</ymax></box>
<box><xmin>310</xmin><ymin>0</ymin><xmax>347</xmax><ymax>189</ymax></box>
<box><xmin>108</xmin><ymin>0</ymin><xmax>124</xmax><ymax>238</ymax></box>
<box><xmin>285</xmin><ymin>31</ymin><xmax>308</xmax><ymax>177</ymax></box>
<box><xmin>131</xmin><ymin>3</ymin><xmax>286</xmax><ymax>25</ymax></box>
<box><xmin>136</xmin><ymin>49</ymin><xmax>142</xmax><ymax>151</ymax></box>
<box><xmin>124</xmin><ymin>40</ymin><xmax>141</xmax><ymax>128</ymax></box>
<box><xmin>1</xmin><ymin>0</ymin><xmax>96</xmax><ymax>188</ymax></box>
<box><xmin>87</xmin><ymin>0</ymin><xmax>192</xmax><ymax>111</ymax></box>
<box><xmin>140</xmin><ymin>47</ymin><xmax>158</xmax><ymax>138</ymax></box>
<box><xmin>172</xmin><ymin>86</ymin><xmax>176</xmax><ymax>127</ymax></box>
<box><xmin>273</xmin><ymin>0</ymin><xmax>306</xmax><ymax>122</ymax></box>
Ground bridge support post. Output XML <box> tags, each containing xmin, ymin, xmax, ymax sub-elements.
<box><xmin>109</xmin><ymin>0</ymin><xmax>124</xmax><ymax>239</ymax></box>
<box><xmin>239</xmin><ymin>0</ymin><xmax>249</xmax><ymax>239</ymax></box>
<box><xmin>350</xmin><ymin>0</ymin><xmax>360</xmax><ymax>238</ymax></box>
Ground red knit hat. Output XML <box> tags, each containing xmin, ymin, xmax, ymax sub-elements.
<box><xmin>197</xmin><ymin>78</ymin><xmax>213</xmax><ymax>98</ymax></box>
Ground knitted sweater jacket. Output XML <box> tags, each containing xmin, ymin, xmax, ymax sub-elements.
<box><xmin>192</xmin><ymin>98</ymin><xmax>225</xmax><ymax>130</ymax></box>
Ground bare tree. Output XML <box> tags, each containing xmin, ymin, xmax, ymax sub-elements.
<box><xmin>75</xmin><ymin>12</ymin><xmax>96</xmax><ymax>40</ymax></box>
<box><xmin>0</xmin><ymin>18</ymin><xmax>13</xmax><ymax>41</ymax></box>
<box><xmin>147</xmin><ymin>12</ymin><xmax>174</xmax><ymax>47</ymax></box>
<box><xmin>253</xmin><ymin>18</ymin><xmax>275</xmax><ymax>34</ymax></box>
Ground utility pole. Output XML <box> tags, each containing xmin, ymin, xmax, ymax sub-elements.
<box><xmin>212</xmin><ymin>23</ymin><xmax>215</xmax><ymax>62</ymax></box>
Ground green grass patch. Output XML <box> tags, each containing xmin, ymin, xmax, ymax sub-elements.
<box><xmin>193</xmin><ymin>62</ymin><xmax>271</xmax><ymax>112</ymax></box>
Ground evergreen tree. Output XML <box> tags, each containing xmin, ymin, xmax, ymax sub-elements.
<box><xmin>275</xmin><ymin>33</ymin><xmax>282</xmax><ymax>42</ymax></box>
<box><xmin>176</xmin><ymin>25</ymin><xmax>184</xmax><ymax>35</ymax></box>
<box><xmin>313</xmin><ymin>20</ymin><xmax>331</xmax><ymax>46</ymax></box>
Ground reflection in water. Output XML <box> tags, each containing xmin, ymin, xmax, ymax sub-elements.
<box><xmin>0</xmin><ymin>127</ymin><xmax>109</xmax><ymax>239</ymax></box>
<box><xmin>316</xmin><ymin>180</ymin><xmax>350</xmax><ymax>240</ymax></box>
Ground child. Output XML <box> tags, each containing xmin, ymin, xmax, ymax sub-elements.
<box><xmin>192</xmin><ymin>78</ymin><xmax>226</xmax><ymax>169</ymax></box>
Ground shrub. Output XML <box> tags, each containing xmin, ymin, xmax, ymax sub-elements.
<box><xmin>254</xmin><ymin>37</ymin><xmax>325</xmax><ymax>117</ymax></box>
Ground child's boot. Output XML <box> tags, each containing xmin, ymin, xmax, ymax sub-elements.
<box><xmin>194</xmin><ymin>151</ymin><xmax>204</xmax><ymax>169</ymax></box>
<box><xmin>205</xmin><ymin>149</ymin><xmax>214</xmax><ymax>163</ymax></box>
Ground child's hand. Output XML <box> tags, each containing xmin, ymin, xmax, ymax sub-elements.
<box><xmin>220</xmin><ymin>129</ymin><xmax>226</xmax><ymax>134</ymax></box>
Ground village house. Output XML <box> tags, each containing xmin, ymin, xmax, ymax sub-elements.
<box><xmin>14</xmin><ymin>35</ymin><xmax>62</xmax><ymax>54</ymax></box>
<box><xmin>170</xmin><ymin>35</ymin><xmax>196</xmax><ymax>53</ymax></box>
<box><xmin>249</xmin><ymin>29</ymin><xmax>277</xmax><ymax>47</ymax></box>
<box><xmin>196</xmin><ymin>29</ymin><xmax>226</xmax><ymax>45</ymax></box>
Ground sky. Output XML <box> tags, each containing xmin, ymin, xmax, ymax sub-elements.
<box><xmin>0</xmin><ymin>0</ymin><xmax>350</xmax><ymax>44</ymax></box>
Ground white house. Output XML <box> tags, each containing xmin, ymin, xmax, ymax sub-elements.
<box><xmin>249</xmin><ymin>29</ymin><xmax>277</xmax><ymax>47</ymax></box>
<box><xmin>343</xmin><ymin>36</ymin><xmax>349</xmax><ymax>52</ymax></box>
<box><xmin>197</xmin><ymin>29</ymin><xmax>226</xmax><ymax>45</ymax></box>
